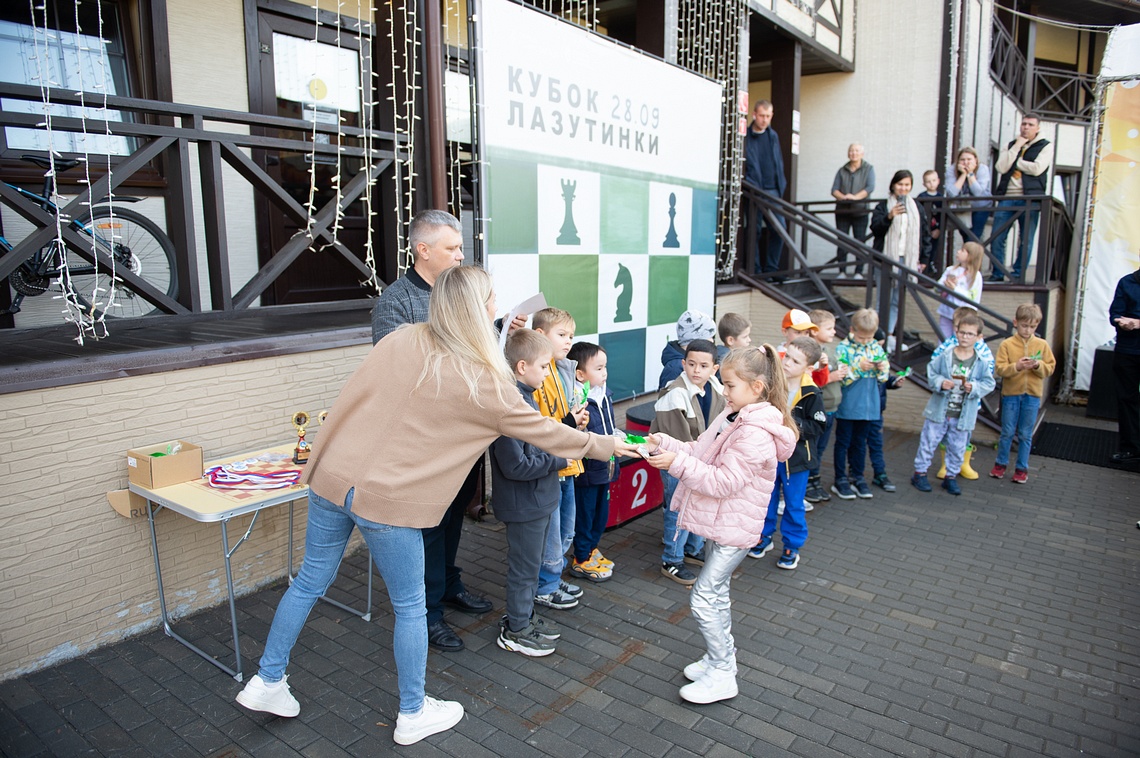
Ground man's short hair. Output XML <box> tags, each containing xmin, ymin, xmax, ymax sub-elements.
<box><xmin>1015</xmin><ymin>303</ymin><xmax>1043</xmax><ymax>323</ymax></box>
<box><xmin>957</xmin><ymin>312</ymin><xmax>983</xmax><ymax>333</ymax></box>
<box><xmin>788</xmin><ymin>336</ymin><xmax>822</xmax><ymax>365</ymax></box>
<box><xmin>567</xmin><ymin>341</ymin><xmax>604</xmax><ymax>368</ymax></box>
<box><xmin>952</xmin><ymin>305</ymin><xmax>977</xmax><ymax>326</ymax></box>
<box><xmin>753</xmin><ymin>99</ymin><xmax>773</xmax><ymax>112</ymax></box>
<box><xmin>718</xmin><ymin>312</ymin><xmax>751</xmax><ymax>343</ymax></box>
<box><xmin>685</xmin><ymin>339</ymin><xmax>718</xmax><ymax>361</ymax></box>
<box><xmin>505</xmin><ymin>328</ymin><xmax>552</xmax><ymax>370</ymax></box>
<box><xmin>1022</xmin><ymin>113</ymin><xmax>1041</xmax><ymax>124</ymax></box>
<box><xmin>409</xmin><ymin>210</ymin><xmax>461</xmax><ymax>251</ymax></box>
<box><xmin>807</xmin><ymin>309</ymin><xmax>836</xmax><ymax>327</ymax></box>
<box><xmin>850</xmin><ymin>308</ymin><xmax>879</xmax><ymax>333</ymax></box>
<box><xmin>532</xmin><ymin>307</ymin><xmax>575</xmax><ymax>332</ymax></box>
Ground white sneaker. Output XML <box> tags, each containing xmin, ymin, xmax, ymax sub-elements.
<box><xmin>235</xmin><ymin>674</ymin><xmax>300</xmax><ymax>717</ymax></box>
<box><xmin>886</xmin><ymin>335</ymin><xmax>897</xmax><ymax>353</ymax></box>
<box><xmin>393</xmin><ymin>696</ymin><xmax>464</xmax><ymax>745</ymax></box>
<box><xmin>804</xmin><ymin>502</ymin><xmax>814</xmax><ymax>512</ymax></box>
<box><xmin>777</xmin><ymin>499</ymin><xmax>785</xmax><ymax>515</ymax></box>
<box><xmin>679</xmin><ymin>668</ymin><xmax>739</xmax><ymax>704</ymax></box>
<box><xmin>683</xmin><ymin>655</ymin><xmax>711</xmax><ymax>681</ymax></box>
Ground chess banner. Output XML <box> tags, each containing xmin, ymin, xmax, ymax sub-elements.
<box><xmin>477</xmin><ymin>0</ymin><xmax>724</xmax><ymax>399</ymax></box>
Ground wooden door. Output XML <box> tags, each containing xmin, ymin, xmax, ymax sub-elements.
<box><xmin>253</xmin><ymin>9</ymin><xmax>373</xmax><ymax>305</ymax></box>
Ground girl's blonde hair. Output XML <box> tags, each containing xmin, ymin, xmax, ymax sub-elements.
<box><xmin>961</xmin><ymin>241</ymin><xmax>984</xmax><ymax>286</ymax></box>
<box><xmin>410</xmin><ymin>266</ymin><xmax>516</xmax><ymax>406</ymax></box>
<box><xmin>720</xmin><ymin>344</ymin><xmax>799</xmax><ymax>441</ymax></box>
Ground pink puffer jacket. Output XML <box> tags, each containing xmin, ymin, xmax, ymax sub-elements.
<box><xmin>657</xmin><ymin>403</ymin><xmax>797</xmax><ymax>550</ymax></box>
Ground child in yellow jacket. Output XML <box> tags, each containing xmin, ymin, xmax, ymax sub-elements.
<box><xmin>991</xmin><ymin>304</ymin><xmax>1056</xmax><ymax>484</ymax></box>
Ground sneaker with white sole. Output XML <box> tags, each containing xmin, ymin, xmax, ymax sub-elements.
<box><xmin>679</xmin><ymin>668</ymin><xmax>739</xmax><ymax>704</ymax></box>
<box><xmin>747</xmin><ymin>534</ymin><xmax>773</xmax><ymax>559</ymax></box>
<box><xmin>235</xmin><ymin>674</ymin><xmax>300</xmax><ymax>718</ymax></box>
<box><xmin>661</xmin><ymin>561</ymin><xmax>698</xmax><ymax>586</ymax></box>
<box><xmin>559</xmin><ymin>580</ymin><xmax>583</xmax><ymax>599</ymax></box>
<box><xmin>497</xmin><ymin>621</ymin><xmax>557</xmax><ymax>657</ymax></box>
<box><xmin>777</xmin><ymin>548</ymin><xmax>800</xmax><ymax>570</ymax></box>
<box><xmin>684</xmin><ymin>653</ymin><xmax>737</xmax><ymax>681</ymax></box>
<box><xmin>534</xmin><ymin>589</ymin><xmax>579</xmax><ymax>610</ymax></box>
<box><xmin>499</xmin><ymin>613</ymin><xmax>561</xmax><ymax>641</ymax></box>
<box><xmin>393</xmin><ymin>696</ymin><xmax>464</xmax><ymax>745</ymax></box>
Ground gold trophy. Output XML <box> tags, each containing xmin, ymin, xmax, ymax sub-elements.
<box><xmin>291</xmin><ymin>411</ymin><xmax>311</xmax><ymax>464</ymax></box>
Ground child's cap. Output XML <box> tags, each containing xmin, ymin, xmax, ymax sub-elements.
<box><xmin>782</xmin><ymin>309</ymin><xmax>817</xmax><ymax>332</ymax></box>
<box><xmin>676</xmin><ymin>310</ymin><xmax>716</xmax><ymax>344</ymax></box>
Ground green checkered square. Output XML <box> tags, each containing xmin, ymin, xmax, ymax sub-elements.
<box><xmin>539</xmin><ymin>255</ymin><xmax>599</xmax><ymax>335</ymax></box>
<box><xmin>647</xmin><ymin>256</ymin><xmax>688</xmax><ymax>326</ymax></box>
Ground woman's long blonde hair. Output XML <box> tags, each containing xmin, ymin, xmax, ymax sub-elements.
<box><xmin>721</xmin><ymin>344</ymin><xmax>799</xmax><ymax>441</ymax></box>
<box><xmin>411</xmin><ymin>266</ymin><xmax>516</xmax><ymax>406</ymax></box>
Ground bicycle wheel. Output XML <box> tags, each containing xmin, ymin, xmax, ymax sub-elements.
<box><xmin>66</xmin><ymin>206</ymin><xmax>179</xmax><ymax>319</ymax></box>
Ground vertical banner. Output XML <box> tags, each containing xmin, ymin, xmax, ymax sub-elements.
<box><xmin>1075</xmin><ymin>79</ymin><xmax>1140</xmax><ymax>390</ymax></box>
<box><xmin>477</xmin><ymin>0</ymin><xmax>723</xmax><ymax>398</ymax></box>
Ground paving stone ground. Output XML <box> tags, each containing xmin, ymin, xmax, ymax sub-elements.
<box><xmin>2</xmin><ymin>423</ymin><xmax>1138</xmax><ymax>757</ymax></box>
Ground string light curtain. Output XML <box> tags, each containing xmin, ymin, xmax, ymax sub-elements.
<box><xmin>676</xmin><ymin>0</ymin><xmax>746</xmax><ymax>280</ymax></box>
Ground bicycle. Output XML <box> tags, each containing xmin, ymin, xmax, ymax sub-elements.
<box><xmin>1</xmin><ymin>155</ymin><xmax>179</xmax><ymax>320</ymax></box>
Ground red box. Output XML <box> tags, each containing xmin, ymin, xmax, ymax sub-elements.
<box><xmin>606</xmin><ymin>455</ymin><xmax>663</xmax><ymax>528</ymax></box>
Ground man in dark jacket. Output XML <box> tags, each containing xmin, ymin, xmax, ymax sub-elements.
<box><xmin>742</xmin><ymin>100</ymin><xmax>788</xmax><ymax>276</ymax></box>
<box><xmin>1109</xmin><ymin>268</ymin><xmax>1140</xmax><ymax>463</ymax></box>
<box><xmin>989</xmin><ymin>114</ymin><xmax>1053</xmax><ymax>282</ymax></box>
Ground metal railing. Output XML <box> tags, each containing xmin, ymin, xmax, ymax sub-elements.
<box><xmin>739</xmin><ymin>182</ymin><xmax>1016</xmax><ymax>330</ymax></box>
<box><xmin>793</xmin><ymin>194</ymin><xmax>1072</xmax><ymax>288</ymax></box>
<box><xmin>0</xmin><ymin>82</ymin><xmax>405</xmax><ymax>317</ymax></box>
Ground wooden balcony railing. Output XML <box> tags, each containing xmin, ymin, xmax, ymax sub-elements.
<box><xmin>0</xmin><ymin>82</ymin><xmax>406</xmax><ymax>317</ymax></box>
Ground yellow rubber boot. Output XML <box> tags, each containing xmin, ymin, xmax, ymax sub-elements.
<box><xmin>959</xmin><ymin>444</ymin><xmax>979</xmax><ymax>480</ymax></box>
<box><xmin>935</xmin><ymin>446</ymin><xmax>947</xmax><ymax>479</ymax></box>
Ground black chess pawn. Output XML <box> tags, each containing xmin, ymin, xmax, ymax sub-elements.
<box><xmin>663</xmin><ymin>192</ymin><xmax>680</xmax><ymax>248</ymax></box>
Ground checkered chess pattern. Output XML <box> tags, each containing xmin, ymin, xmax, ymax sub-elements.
<box><xmin>486</xmin><ymin>149</ymin><xmax>718</xmax><ymax>399</ymax></box>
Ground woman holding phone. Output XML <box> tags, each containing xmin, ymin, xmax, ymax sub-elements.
<box><xmin>871</xmin><ymin>170</ymin><xmax>933</xmax><ymax>349</ymax></box>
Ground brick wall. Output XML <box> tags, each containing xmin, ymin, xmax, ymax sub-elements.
<box><xmin>0</xmin><ymin>345</ymin><xmax>371</xmax><ymax>680</ymax></box>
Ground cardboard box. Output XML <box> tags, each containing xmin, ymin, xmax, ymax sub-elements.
<box><xmin>107</xmin><ymin>489</ymin><xmax>150</xmax><ymax>519</ymax></box>
<box><xmin>126</xmin><ymin>440</ymin><xmax>204</xmax><ymax>489</ymax></box>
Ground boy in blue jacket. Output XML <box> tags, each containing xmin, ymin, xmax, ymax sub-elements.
<box><xmin>910</xmin><ymin>312</ymin><xmax>996</xmax><ymax>495</ymax></box>
<box><xmin>567</xmin><ymin>342</ymin><xmax>621</xmax><ymax>578</ymax></box>
<box><xmin>832</xmin><ymin>309</ymin><xmax>890</xmax><ymax>500</ymax></box>
<box><xmin>490</xmin><ymin>329</ymin><xmax>569</xmax><ymax>657</ymax></box>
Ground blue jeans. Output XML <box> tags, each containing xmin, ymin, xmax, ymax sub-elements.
<box><xmin>661</xmin><ymin>471</ymin><xmax>704</xmax><ymax>564</ymax></box>
<box><xmin>753</xmin><ymin>202</ymin><xmax>787</xmax><ymax>274</ymax></box>
<box><xmin>990</xmin><ymin>199</ymin><xmax>1040</xmax><ymax>279</ymax></box>
<box><xmin>996</xmin><ymin>394</ymin><xmax>1041</xmax><ymax>471</ymax></box>
<box><xmin>867</xmin><ymin>418</ymin><xmax>886</xmax><ymax>477</ymax></box>
<box><xmin>808</xmin><ymin>412</ymin><xmax>835</xmax><ymax>478</ymax></box>
<box><xmin>763</xmin><ymin>464</ymin><xmax>809</xmax><ymax>551</ymax></box>
<box><xmin>257</xmin><ymin>489</ymin><xmax>427</xmax><ymax>714</ymax></box>
<box><xmin>572</xmin><ymin>483</ymin><xmax>610</xmax><ymax>563</ymax></box>
<box><xmin>537</xmin><ymin>478</ymin><xmax>575</xmax><ymax>594</ymax></box>
<box><xmin>833</xmin><ymin>418</ymin><xmax>871</xmax><ymax>484</ymax></box>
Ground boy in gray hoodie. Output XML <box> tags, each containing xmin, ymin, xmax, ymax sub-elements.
<box><xmin>490</xmin><ymin>329</ymin><xmax>568</xmax><ymax>657</ymax></box>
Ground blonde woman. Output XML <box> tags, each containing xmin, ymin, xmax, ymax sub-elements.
<box><xmin>236</xmin><ymin>266</ymin><xmax>632</xmax><ymax>745</ymax></box>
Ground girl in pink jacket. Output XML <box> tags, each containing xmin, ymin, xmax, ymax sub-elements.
<box><xmin>645</xmin><ymin>345</ymin><xmax>798</xmax><ymax>705</ymax></box>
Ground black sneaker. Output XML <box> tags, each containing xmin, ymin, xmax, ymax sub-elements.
<box><xmin>831</xmin><ymin>481</ymin><xmax>857</xmax><ymax>500</ymax></box>
<box><xmin>854</xmin><ymin>480</ymin><xmax>873</xmax><ymax>499</ymax></box>
<box><xmin>872</xmin><ymin>473</ymin><xmax>896</xmax><ymax>492</ymax></box>
<box><xmin>497</xmin><ymin>622</ymin><xmax>556</xmax><ymax>657</ymax></box>
<box><xmin>804</xmin><ymin>483</ymin><xmax>826</xmax><ymax>503</ymax></box>
<box><xmin>661</xmin><ymin>562</ymin><xmax>697</xmax><ymax>586</ymax></box>
<box><xmin>683</xmin><ymin>547</ymin><xmax>706</xmax><ymax>566</ymax></box>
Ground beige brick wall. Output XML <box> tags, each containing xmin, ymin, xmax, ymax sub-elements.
<box><xmin>0</xmin><ymin>344</ymin><xmax>371</xmax><ymax>680</ymax></box>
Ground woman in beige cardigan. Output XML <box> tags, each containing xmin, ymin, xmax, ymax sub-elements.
<box><xmin>236</xmin><ymin>266</ymin><xmax>629</xmax><ymax>745</ymax></box>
